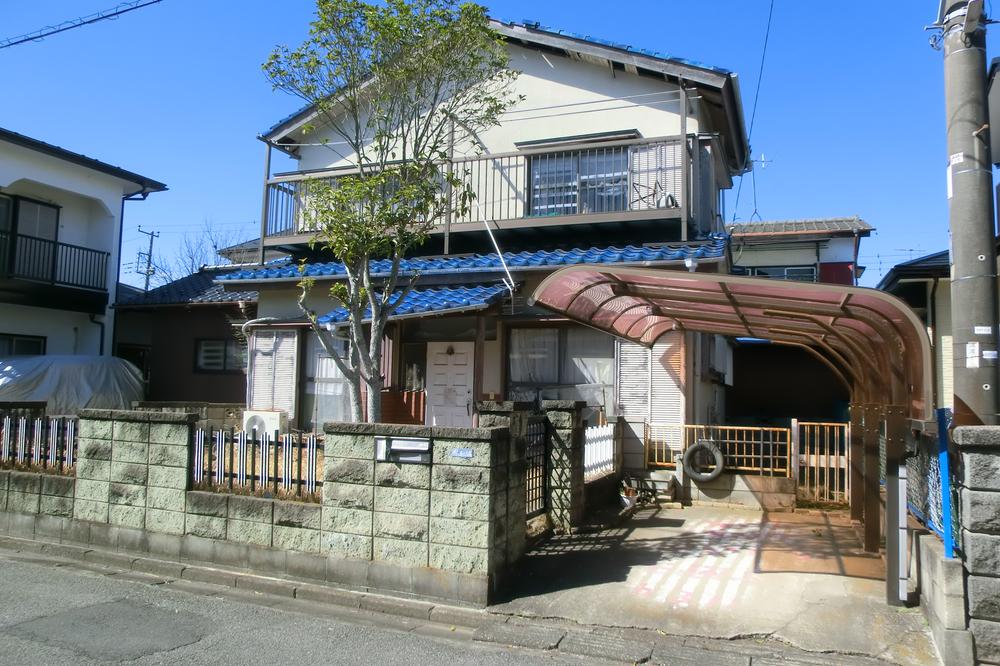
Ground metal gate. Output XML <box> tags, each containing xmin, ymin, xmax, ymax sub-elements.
<box><xmin>525</xmin><ymin>417</ymin><xmax>548</xmax><ymax>518</ymax></box>
<box><xmin>796</xmin><ymin>421</ymin><xmax>850</xmax><ymax>503</ymax></box>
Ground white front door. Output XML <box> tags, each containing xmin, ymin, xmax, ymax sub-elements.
<box><xmin>425</xmin><ymin>342</ymin><xmax>475</xmax><ymax>427</ymax></box>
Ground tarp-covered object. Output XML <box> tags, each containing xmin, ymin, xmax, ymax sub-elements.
<box><xmin>0</xmin><ymin>356</ymin><xmax>144</xmax><ymax>415</ymax></box>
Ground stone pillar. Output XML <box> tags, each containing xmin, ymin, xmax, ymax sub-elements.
<box><xmin>76</xmin><ymin>409</ymin><xmax>196</xmax><ymax>536</ymax></box>
<box><xmin>542</xmin><ymin>400</ymin><xmax>586</xmax><ymax>532</ymax></box>
<box><xmin>954</xmin><ymin>426</ymin><xmax>1000</xmax><ymax>664</ymax></box>
<box><xmin>476</xmin><ymin>401</ymin><xmax>530</xmax><ymax>567</ymax></box>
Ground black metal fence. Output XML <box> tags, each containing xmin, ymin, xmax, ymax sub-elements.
<box><xmin>192</xmin><ymin>428</ymin><xmax>322</xmax><ymax>500</ymax></box>
<box><xmin>525</xmin><ymin>417</ymin><xmax>548</xmax><ymax>518</ymax></box>
<box><xmin>0</xmin><ymin>415</ymin><xmax>77</xmax><ymax>474</ymax></box>
<box><xmin>0</xmin><ymin>231</ymin><xmax>109</xmax><ymax>291</ymax></box>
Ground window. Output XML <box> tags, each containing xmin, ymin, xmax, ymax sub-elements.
<box><xmin>508</xmin><ymin>327</ymin><xmax>614</xmax><ymax>415</ymax></box>
<box><xmin>400</xmin><ymin>342</ymin><xmax>427</xmax><ymax>391</ymax></box>
<box><xmin>0</xmin><ymin>333</ymin><xmax>46</xmax><ymax>356</ymax></box>
<box><xmin>0</xmin><ymin>195</ymin><xmax>11</xmax><ymax>233</ymax></box>
<box><xmin>195</xmin><ymin>338</ymin><xmax>246</xmax><ymax>372</ymax></box>
<box><xmin>529</xmin><ymin>149</ymin><xmax>628</xmax><ymax>216</ymax></box>
<box><xmin>16</xmin><ymin>200</ymin><xmax>58</xmax><ymax>240</ymax></box>
<box><xmin>748</xmin><ymin>266</ymin><xmax>818</xmax><ymax>282</ymax></box>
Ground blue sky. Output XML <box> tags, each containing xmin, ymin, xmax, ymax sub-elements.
<box><xmin>0</xmin><ymin>1</ymin><xmax>976</xmax><ymax>287</ymax></box>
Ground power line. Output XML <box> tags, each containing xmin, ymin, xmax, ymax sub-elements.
<box><xmin>0</xmin><ymin>0</ymin><xmax>163</xmax><ymax>50</ymax></box>
<box><xmin>732</xmin><ymin>0</ymin><xmax>776</xmax><ymax>222</ymax></box>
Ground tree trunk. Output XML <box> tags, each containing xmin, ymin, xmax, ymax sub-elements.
<box><xmin>365</xmin><ymin>372</ymin><xmax>382</xmax><ymax>423</ymax></box>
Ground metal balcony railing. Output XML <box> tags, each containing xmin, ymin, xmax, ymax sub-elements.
<box><xmin>263</xmin><ymin>135</ymin><xmax>689</xmax><ymax>239</ymax></box>
<box><xmin>0</xmin><ymin>231</ymin><xmax>109</xmax><ymax>291</ymax></box>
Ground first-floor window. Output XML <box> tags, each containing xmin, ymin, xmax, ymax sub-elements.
<box><xmin>0</xmin><ymin>333</ymin><xmax>46</xmax><ymax>356</ymax></box>
<box><xmin>300</xmin><ymin>332</ymin><xmax>354</xmax><ymax>432</ymax></box>
<box><xmin>195</xmin><ymin>338</ymin><xmax>246</xmax><ymax>372</ymax></box>
<box><xmin>508</xmin><ymin>326</ymin><xmax>614</xmax><ymax>417</ymax></box>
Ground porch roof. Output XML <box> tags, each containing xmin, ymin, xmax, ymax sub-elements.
<box><xmin>216</xmin><ymin>236</ymin><xmax>726</xmax><ymax>285</ymax></box>
<box><xmin>317</xmin><ymin>284</ymin><xmax>509</xmax><ymax>327</ymax></box>
<box><xmin>530</xmin><ymin>266</ymin><xmax>933</xmax><ymax>422</ymax></box>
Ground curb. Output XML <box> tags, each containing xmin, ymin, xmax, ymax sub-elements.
<box><xmin>0</xmin><ymin>534</ymin><xmax>486</xmax><ymax>630</ymax></box>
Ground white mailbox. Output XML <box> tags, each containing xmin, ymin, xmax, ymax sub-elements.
<box><xmin>375</xmin><ymin>436</ymin><xmax>431</xmax><ymax>464</ymax></box>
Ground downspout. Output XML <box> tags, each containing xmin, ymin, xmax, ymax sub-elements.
<box><xmin>109</xmin><ymin>187</ymin><xmax>150</xmax><ymax>356</ymax></box>
<box><xmin>89</xmin><ymin>314</ymin><xmax>105</xmax><ymax>355</ymax></box>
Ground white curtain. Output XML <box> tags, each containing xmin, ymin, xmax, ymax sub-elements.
<box><xmin>509</xmin><ymin>328</ymin><xmax>558</xmax><ymax>384</ymax></box>
<box><xmin>303</xmin><ymin>333</ymin><xmax>353</xmax><ymax>430</ymax></box>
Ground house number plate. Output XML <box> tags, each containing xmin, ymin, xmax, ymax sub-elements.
<box><xmin>450</xmin><ymin>448</ymin><xmax>474</xmax><ymax>459</ymax></box>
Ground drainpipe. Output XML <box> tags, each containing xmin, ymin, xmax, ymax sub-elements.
<box><xmin>930</xmin><ymin>277</ymin><xmax>941</xmax><ymax>409</ymax></box>
<box><xmin>89</xmin><ymin>314</ymin><xmax>105</xmax><ymax>355</ymax></box>
<box><xmin>111</xmin><ymin>187</ymin><xmax>151</xmax><ymax>357</ymax></box>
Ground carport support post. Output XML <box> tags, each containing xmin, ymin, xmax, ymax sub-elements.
<box><xmin>862</xmin><ymin>404</ymin><xmax>882</xmax><ymax>552</ymax></box>
<box><xmin>849</xmin><ymin>405</ymin><xmax>864</xmax><ymax>521</ymax></box>
<box><xmin>883</xmin><ymin>405</ymin><xmax>907</xmax><ymax>606</ymax></box>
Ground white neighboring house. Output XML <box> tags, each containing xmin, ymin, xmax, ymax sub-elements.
<box><xmin>0</xmin><ymin>128</ymin><xmax>166</xmax><ymax>357</ymax></box>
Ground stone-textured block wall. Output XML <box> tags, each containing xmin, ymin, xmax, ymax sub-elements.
<box><xmin>323</xmin><ymin>422</ymin><xmax>520</xmax><ymax>593</ymax></box>
<box><xmin>0</xmin><ymin>471</ymin><xmax>75</xmax><ymax>518</ymax></box>
<box><xmin>75</xmin><ymin>409</ymin><xmax>196</xmax><ymax>533</ymax></box>
<box><xmin>955</xmin><ymin>426</ymin><xmax>1000</xmax><ymax>665</ymax></box>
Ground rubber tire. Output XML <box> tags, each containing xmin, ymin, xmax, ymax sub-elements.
<box><xmin>682</xmin><ymin>439</ymin><xmax>725</xmax><ymax>483</ymax></box>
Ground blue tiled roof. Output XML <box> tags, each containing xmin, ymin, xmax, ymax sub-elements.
<box><xmin>217</xmin><ymin>237</ymin><xmax>726</xmax><ymax>283</ymax></box>
<box><xmin>317</xmin><ymin>284</ymin><xmax>509</xmax><ymax>326</ymax></box>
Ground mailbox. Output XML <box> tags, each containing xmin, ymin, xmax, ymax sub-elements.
<box><xmin>375</xmin><ymin>436</ymin><xmax>431</xmax><ymax>464</ymax></box>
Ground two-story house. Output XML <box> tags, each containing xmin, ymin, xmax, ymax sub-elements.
<box><xmin>217</xmin><ymin>20</ymin><xmax>750</xmax><ymax>470</ymax></box>
<box><xmin>0</xmin><ymin>128</ymin><xmax>165</xmax><ymax>358</ymax></box>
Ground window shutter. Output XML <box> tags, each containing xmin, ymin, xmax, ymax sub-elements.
<box><xmin>630</xmin><ymin>143</ymin><xmax>683</xmax><ymax>210</ymax></box>
<box><xmin>616</xmin><ymin>340</ymin><xmax>650</xmax><ymax>420</ymax></box>
<box><xmin>650</xmin><ymin>332</ymin><xmax>685</xmax><ymax>426</ymax></box>
<box><xmin>249</xmin><ymin>329</ymin><xmax>298</xmax><ymax>418</ymax></box>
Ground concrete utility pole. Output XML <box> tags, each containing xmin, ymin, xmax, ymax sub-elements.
<box><xmin>136</xmin><ymin>226</ymin><xmax>159</xmax><ymax>292</ymax></box>
<box><xmin>941</xmin><ymin>0</ymin><xmax>1000</xmax><ymax>425</ymax></box>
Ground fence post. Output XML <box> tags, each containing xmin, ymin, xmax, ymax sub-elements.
<box><xmin>542</xmin><ymin>400</ymin><xmax>586</xmax><ymax>532</ymax></box>
<box><xmin>790</xmin><ymin>418</ymin><xmax>799</xmax><ymax>481</ymax></box>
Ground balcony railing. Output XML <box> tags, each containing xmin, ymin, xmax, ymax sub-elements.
<box><xmin>0</xmin><ymin>231</ymin><xmax>109</xmax><ymax>291</ymax></box>
<box><xmin>264</xmin><ymin>135</ymin><xmax>688</xmax><ymax>240</ymax></box>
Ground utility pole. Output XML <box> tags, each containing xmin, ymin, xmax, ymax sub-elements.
<box><xmin>136</xmin><ymin>226</ymin><xmax>159</xmax><ymax>292</ymax></box>
<box><xmin>941</xmin><ymin>0</ymin><xmax>1000</xmax><ymax>425</ymax></box>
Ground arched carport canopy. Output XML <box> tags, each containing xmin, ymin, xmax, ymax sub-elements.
<box><xmin>530</xmin><ymin>266</ymin><xmax>933</xmax><ymax>423</ymax></box>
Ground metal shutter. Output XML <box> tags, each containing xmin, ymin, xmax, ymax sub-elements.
<box><xmin>249</xmin><ymin>329</ymin><xmax>299</xmax><ymax>419</ymax></box>
<box><xmin>940</xmin><ymin>334</ymin><xmax>954</xmax><ymax>410</ymax></box>
<box><xmin>616</xmin><ymin>340</ymin><xmax>650</xmax><ymax>420</ymax></box>
<box><xmin>650</xmin><ymin>332</ymin><xmax>685</xmax><ymax>426</ymax></box>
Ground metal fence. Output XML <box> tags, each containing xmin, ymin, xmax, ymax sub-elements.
<box><xmin>797</xmin><ymin>421</ymin><xmax>850</xmax><ymax>503</ymax></box>
<box><xmin>524</xmin><ymin>417</ymin><xmax>548</xmax><ymax>518</ymax></box>
<box><xmin>0</xmin><ymin>415</ymin><xmax>77</xmax><ymax>474</ymax></box>
<box><xmin>584</xmin><ymin>423</ymin><xmax>615</xmax><ymax>481</ymax></box>
<box><xmin>646</xmin><ymin>423</ymin><xmax>793</xmax><ymax>478</ymax></box>
<box><xmin>192</xmin><ymin>428</ymin><xmax>322</xmax><ymax>500</ymax></box>
<box><xmin>907</xmin><ymin>409</ymin><xmax>959</xmax><ymax>556</ymax></box>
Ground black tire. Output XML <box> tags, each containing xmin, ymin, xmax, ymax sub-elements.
<box><xmin>682</xmin><ymin>439</ymin><xmax>725</xmax><ymax>483</ymax></box>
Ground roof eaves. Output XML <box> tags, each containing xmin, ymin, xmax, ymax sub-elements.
<box><xmin>0</xmin><ymin>127</ymin><xmax>167</xmax><ymax>193</ymax></box>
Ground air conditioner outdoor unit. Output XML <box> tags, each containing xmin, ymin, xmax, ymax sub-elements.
<box><xmin>242</xmin><ymin>410</ymin><xmax>288</xmax><ymax>435</ymax></box>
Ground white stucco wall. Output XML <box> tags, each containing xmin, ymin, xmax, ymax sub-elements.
<box><xmin>0</xmin><ymin>303</ymin><xmax>103</xmax><ymax>355</ymax></box>
<box><xmin>731</xmin><ymin>237</ymin><xmax>857</xmax><ymax>268</ymax></box>
<box><xmin>292</xmin><ymin>43</ymin><xmax>702</xmax><ymax>173</ymax></box>
<box><xmin>0</xmin><ymin>139</ymin><xmax>158</xmax><ymax>355</ymax></box>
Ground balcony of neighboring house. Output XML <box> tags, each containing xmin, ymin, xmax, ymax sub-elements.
<box><xmin>261</xmin><ymin>133</ymin><xmax>728</xmax><ymax>254</ymax></box>
<box><xmin>0</xmin><ymin>194</ymin><xmax>110</xmax><ymax>313</ymax></box>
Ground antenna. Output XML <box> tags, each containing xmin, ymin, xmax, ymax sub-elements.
<box><xmin>136</xmin><ymin>226</ymin><xmax>159</xmax><ymax>291</ymax></box>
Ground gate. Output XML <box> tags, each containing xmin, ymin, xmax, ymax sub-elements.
<box><xmin>796</xmin><ymin>421</ymin><xmax>850</xmax><ymax>503</ymax></box>
<box><xmin>525</xmin><ymin>416</ymin><xmax>548</xmax><ymax>518</ymax></box>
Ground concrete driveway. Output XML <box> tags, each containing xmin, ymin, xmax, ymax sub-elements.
<box><xmin>492</xmin><ymin>505</ymin><xmax>939</xmax><ymax>665</ymax></box>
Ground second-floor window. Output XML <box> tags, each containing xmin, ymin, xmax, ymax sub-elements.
<box><xmin>747</xmin><ymin>266</ymin><xmax>818</xmax><ymax>282</ymax></box>
<box><xmin>529</xmin><ymin>148</ymin><xmax>628</xmax><ymax>217</ymax></box>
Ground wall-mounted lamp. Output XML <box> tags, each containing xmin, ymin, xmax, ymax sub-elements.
<box><xmin>684</xmin><ymin>257</ymin><xmax>699</xmax><ymax>273</ymax></box>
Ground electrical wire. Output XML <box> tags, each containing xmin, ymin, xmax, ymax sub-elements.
<box><xmin>0</xmin><ymin>0</ymin><xmax>163</xmax><ymax>50</ymax></box>
<box><xmin>731</xmin><ymin>0</ymin><xmax>776</xmax><ymax>222</ymax></box>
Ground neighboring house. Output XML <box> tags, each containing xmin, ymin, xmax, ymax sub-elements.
<box><xmin>722</xmin><ymin>217</ymin><xmax>874</xmax><ymax>426</ymax></box>
<box><xmin>115</xmin><ymin>267</ymin><xmax>258</xmax><ymax>403</ymax></box>
<box><xmin>727</xmin><ymin>217</ymin><xmax>872</xmax><ymax>285</ymax></box>
<box><xmin>0</xmin><ymin>127</ymin><xmax>165</xmax><ymax>357</ymax></box>
<box><xmin>877</xmin><ymin>250</ymin><xmax>952</xmax><ymax>410</ymax></box>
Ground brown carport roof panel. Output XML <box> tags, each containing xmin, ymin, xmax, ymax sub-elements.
<box><xmin>530</xmin><ymin>266</ymin><xmax>933</xmax><ymax>422</ymax></box>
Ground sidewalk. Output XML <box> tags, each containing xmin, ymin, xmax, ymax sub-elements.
<box><xmin>0</xmin><ymin>531</ymin><xmax>926</xmax><ymax>664</ymax></box>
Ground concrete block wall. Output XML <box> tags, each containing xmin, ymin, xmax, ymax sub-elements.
<box><xmin>0</xmin><ymin>471</ymin><xmax>75</xmax><ymax>519</ymax></box>
<box><xmin>322</xmin><ymin>421</ymin><xmax>523</xmax><ymax>600</ymax></box>
<box><xmin>955</xmin><ymin>426</ymin><xmax>1000</xmax><ymax>664</ymax></box>
<box><xmin>543</xmin><ymin>401</ymin><xmax>586</xmax><ymax>531</ymax></box>
<box><xmin>911</xmin><ymin>531</ymin><xmax>975</xmax><ymax>666</ymax></box>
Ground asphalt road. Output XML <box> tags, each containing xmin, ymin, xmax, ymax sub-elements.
<box><xmin>0</xmin><ymin>552</ymin><xmax>591</xmax><ymax>665</ymax></box>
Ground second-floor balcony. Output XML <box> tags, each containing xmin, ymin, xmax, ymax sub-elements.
<box><xmin>0</xmin><ymin>231</ymin><xmax>109</xmax><ymax>293</ymax></box>
<box><xmin>262</xmin><ymin>134</ymin><xmax>722</xmax><ymax>248</ymax></box>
